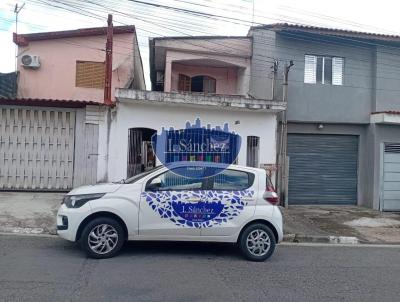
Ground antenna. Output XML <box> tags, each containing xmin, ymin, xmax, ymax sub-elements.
<box><xmin>14</xmin><ymin>2</ymin><xmax>25</xmax><ymax>72</ymax></box>
<box><xmin>252</xmin><ymin>0</ymin><xmax>255</xmax><ymax>26</ymax></box>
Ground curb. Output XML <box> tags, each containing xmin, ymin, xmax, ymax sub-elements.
<box><xmin>283</xmin><ymin>233</ymin><xmax>359</xmax><ymax>244</ymax></box>
<box><xmin>0</xmin><ymin>231</ymin><xmax>57</xmax><ymax>238</ymax></box>
<box><xmin>0</xmin><ymin>227</ymin><xmax>57</xmax><ymax>236</ymax></box>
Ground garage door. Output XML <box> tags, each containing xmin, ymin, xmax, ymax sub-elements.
<box><xmin>0</xmin><ymin>107</ymin><xmax>75</xmax><ymax>190</ymax></box>
<box><xmin>287</xmin><ymin>134</ymin><xmax>358</xmax><ymax>204</ymax></box>
<box><xmin>382</xmin><ymin>144</ymin><xmax>400</xmax><ymax>211</ymax></box>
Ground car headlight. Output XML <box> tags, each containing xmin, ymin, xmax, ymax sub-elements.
<box><xmin>62</xmin><ymin>193</ymin><xmax>105</xmax><ymax>208</ymax></box>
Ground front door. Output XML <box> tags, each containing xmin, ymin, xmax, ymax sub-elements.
<box><xmin>201</xmin><ymin>168</ymin><xmax>258</xmax><ymax>236</ymax></box>
<box><xmin>139</xmin><ymin>166</ymin><xmax>207</xmax><ymax>236</ymax></box>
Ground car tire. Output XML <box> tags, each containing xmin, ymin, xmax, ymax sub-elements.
<box><xmin>80</xmin><ymin>217</ymin><xmax>125</xmax><ymax>259</ymax></box>
<box><xmin>238</xmin><ymin>223</ymin><xmax>276</xmax><ymax>262</ymax></box>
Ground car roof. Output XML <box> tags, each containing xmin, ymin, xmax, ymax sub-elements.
<box><xmin>162</xmin><ymin>161</ymin><xmax>265</xmax><ymax>173</ymax></box>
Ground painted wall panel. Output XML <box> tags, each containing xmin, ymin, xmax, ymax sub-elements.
<box><xmin>104</xmin><ymin>102</ymin><xmax>277</xmax><ymax>182</ymax></box>
<box><xmin>250</xmin><ymin>29</ymin><xmax>374</xmax><ymax>123</ymax></box>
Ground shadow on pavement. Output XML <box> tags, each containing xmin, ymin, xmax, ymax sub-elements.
<box><xmin>120</xmin><ymin>241</ymin><xmax>241</xmax><ymax>259</ymax></box>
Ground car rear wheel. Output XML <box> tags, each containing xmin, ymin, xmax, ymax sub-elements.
<box><xmin>80</xmin><ymin>217</ymin><xmax>125</xmax><ymax>259</ymax></box>
<box><xmin>238</xmin><ymin>223</ymin><xmax>276</xmax><ymax>262</ymax></box>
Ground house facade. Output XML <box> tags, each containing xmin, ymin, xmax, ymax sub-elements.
<box><xmin>249</xmin><ymin>24</ymin><xmax>400</xmax><ymax>210</ymax></box>
<box><xmin>0</xmin><ymin>25</ymin><xmax>145</xmax><ymax>191</ymax></box>
<box><xmin>13</xmin><ymin>25</ymin><xmax>145</xmax><ymax>101</ymax></box>
<box><xmin>100</xmin><ymin>36</ymin><xmax>285</xmax><ymax>182</ymax></box>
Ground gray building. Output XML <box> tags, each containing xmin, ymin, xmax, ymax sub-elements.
<box><xmin>249</xmin><ymin>24</ymin><xmax>400</xmax><ymax>210</ymax></box>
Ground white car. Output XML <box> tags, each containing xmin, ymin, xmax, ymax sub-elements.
<box><xmin>57</xmin><ymin>163</ymin><xmax>283</xmax><ymax>261</ymax></box>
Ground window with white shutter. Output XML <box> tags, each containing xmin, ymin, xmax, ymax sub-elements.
<box><xmin>304</xmin><ymin>55</ymin><xmax>317</xmax><ymax>84</ymax></box>
<box><xmin>304</xmin><ymin>55</ymin><xmax>344</xmax><ymax>86</ymax></box>
<box><xmin>332</xmin><ymin>57</ymin><xmax>344</xmax><ymax>85</ymax></box>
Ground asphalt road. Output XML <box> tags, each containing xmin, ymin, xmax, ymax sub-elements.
<box><xmin>1</xmin><ymin>235</ymin><xmax>400</xmax><ymax>302</ymax></box>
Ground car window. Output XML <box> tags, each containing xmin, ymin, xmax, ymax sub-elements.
<box><xmin>211</xmin><ymin>169</ymin><xmax>253</xmax><ymax>190</ymax></box>
<box><xmin>124</xmin><ymin>166</ymin><xmax>163</xmax><ymax>184</ymax></box>
<box><xmin>147</xmin><ymin>166</ymin><xmax>206</xmax><ymax>191</ymax></box>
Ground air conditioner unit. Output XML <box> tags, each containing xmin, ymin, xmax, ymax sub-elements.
<box><xmin>21</xmin><ymin>54</ymin><xmax>40</xmax><ymax>69</ymax></box>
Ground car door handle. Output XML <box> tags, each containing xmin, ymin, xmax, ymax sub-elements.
<box><xmin>242</xmin><ymin>197</ymin><xmax>254</xmax><ymax>201</ymax></box>
<box><xmin>186</xmin><ymin>197</ymin><xmax>201</xmax><ymax>202</ymax></box>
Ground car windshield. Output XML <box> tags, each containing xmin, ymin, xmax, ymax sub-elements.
<box><xmin>123</xmin><ymin>166</ymin><xmax>163</xmax><ymax>184</ymax></box>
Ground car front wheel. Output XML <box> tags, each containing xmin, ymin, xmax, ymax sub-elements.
<box><xmin>238</xmin><ymin>223</ymin><xmax>276</xmax><ymax>262</ymax></box>
<box><xmin>80</xmin><ymin>217</ymin><xmax>125</xmax><ymax>259</ymax></box>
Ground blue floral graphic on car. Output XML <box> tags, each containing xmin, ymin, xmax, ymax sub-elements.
<box><xmin>141</xmin><ymin>190</ymin><xmax>254</xmax><ymax>228</ymax></box>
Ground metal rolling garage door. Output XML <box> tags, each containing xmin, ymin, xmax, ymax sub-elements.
<box><xmin>381</xmin><ymin>144</ymin><xmax>400</xmax><ymax>211</ymax></box>
<box><xmin>0</xmin><ymin>107</ymin><xmax>75</xmax><ymax>190</ymax></box>
<box><xmin>287</xmin><ymin>134</ymin><xmax>358</xmax><ymax>204</ymax></box>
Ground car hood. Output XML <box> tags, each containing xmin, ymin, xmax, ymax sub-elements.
<box><xmin>67</xmin><ymin>183</ymin><xmax>122</xmax><ymax>195</ymax></box>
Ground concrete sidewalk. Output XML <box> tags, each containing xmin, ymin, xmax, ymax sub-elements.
<box><xmin>0</xmin><ymin>192</ymin><xmax>63</xmax><ymax>235</ymax></box>
<box><xmin>282</xmin><ymin>205</ymin><xmax>400</xmax><ymax>244</ymax></box>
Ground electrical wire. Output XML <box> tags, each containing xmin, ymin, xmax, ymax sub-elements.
<box><xmin>8</xmin><ymin>0</ymin><xmax>400</xmax><ymax>90</ymax></box>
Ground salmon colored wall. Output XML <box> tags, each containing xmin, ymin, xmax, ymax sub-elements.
<box><xmin>17</xmin><ymin>33</ymin><xmax>136</xmax><ymax>102</ymax></box>
<box><xmin>163</xmin><ymin>49</ymin><xmax>250</xmax><ymax>95</ymax></box>
<box><xmin>170</xmin><ymin>63</ymin><xmax>238</xmax><ymax>95</ymax></box>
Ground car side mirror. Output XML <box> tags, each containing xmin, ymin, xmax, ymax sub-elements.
<box><xmin>147</xmin><ymin>177</ymin><xmax>162</xmax><ymax>191</ymax></box>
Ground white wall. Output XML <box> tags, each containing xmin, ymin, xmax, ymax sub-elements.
<box><xmin>103</xmin><ymin>102</ymin><xmax>278</xmax><ymax>182</ymax></box>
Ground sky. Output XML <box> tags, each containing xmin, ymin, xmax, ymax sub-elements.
<box><xmin>1</xmin><ymin>0</ymin><xmax>400</xmax><ymax>87</ymax></box>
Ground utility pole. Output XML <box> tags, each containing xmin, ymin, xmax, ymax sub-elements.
<box><xmin>278</xmin><ymin>60</ymin><xmax>293</xmax><ymax>207</ymax></box>
<box><xmin>251</xmin><ymin>0</ymin><xmax>255</xmax><ymax>26</ymax></box>
<box><xmin>14</xmin><ymin>2</ymin><xmax>25</xmax><ymax>72</ymax></box>
<box><xmin>104</xmin><ymin>14</ymin><xmax>113</xmax><ymax>105</ymax></box>
<box><xmin>271</xmin><ymin>60</ymin><xmax>278</xmax><ymax>100</ymax></box>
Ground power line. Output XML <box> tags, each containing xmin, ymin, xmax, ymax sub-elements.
<box><xmin>52</xmin><ymin>0</ymin><xmax>400</xmax><ymax>69</ymax></box>
<box><xmin>125</xmin><ymin>0</ymin><xmax>259</xmax><ymax>26</ymax></box>
<box><xmin>29</xmin><ymin>0</ymin><xmax>278</xmax><ymax>65</ymax></box>
<box><xmin>9</xmin><ymin>0</ymin><xmax>400</xmax><ymax>87</ymax></box>
<box><xmin>32</xmin><ymin>0</ymin><xmax>381</xmax><ymax>75</ymax></box>
<box><xmin>278</xmin><ymin>5</ymin><xmax>400</xmax><ymax>36</ymax></box>
<box><xmin>66</xmin><ymin>0</ymin><xmax>400</xmax><ymax>78</ymax></box>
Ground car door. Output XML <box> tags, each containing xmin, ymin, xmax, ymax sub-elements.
<box><xmin>201</xmin><ymin>168</ymin><xmax>258</xmax><ymax>237</ymax></box>
<box><xmin>139</xmin><ymin>166</ymin><xmax>207</xmax><ymax>237</ymax></box>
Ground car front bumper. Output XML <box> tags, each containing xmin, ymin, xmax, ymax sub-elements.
<box><xmin>56</xmin><ymin>203</ymin><xmax>92</xmax><ymax>242</ymax></box>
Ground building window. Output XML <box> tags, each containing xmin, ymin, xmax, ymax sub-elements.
<box><xmin>304</xmin><ymin>55</ymin><xmax>343</xmax><ymax>85</ymax></box>
<box><xmin>191</xmin><ymin>75</ymin><xmax>216</xmax><ymax>93</ymax></box>
<box><xmin>246</xmin><ymin>136</ymin><xmax>260</xmax><ymax>168</ymax></box>
<box><xmin>178</xmin><ymin>74</ymin><xmax>191</xmax><ymax>92</ymax></box>
<box><xmin>178</xmin><ymin>74</ymin><xmax>216</xmax><ymax>93</ymax></box>
<box><xmin>75</xmin><ymin>61</ymin><xmax>105</xmax><ymax>88</ymax></box>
